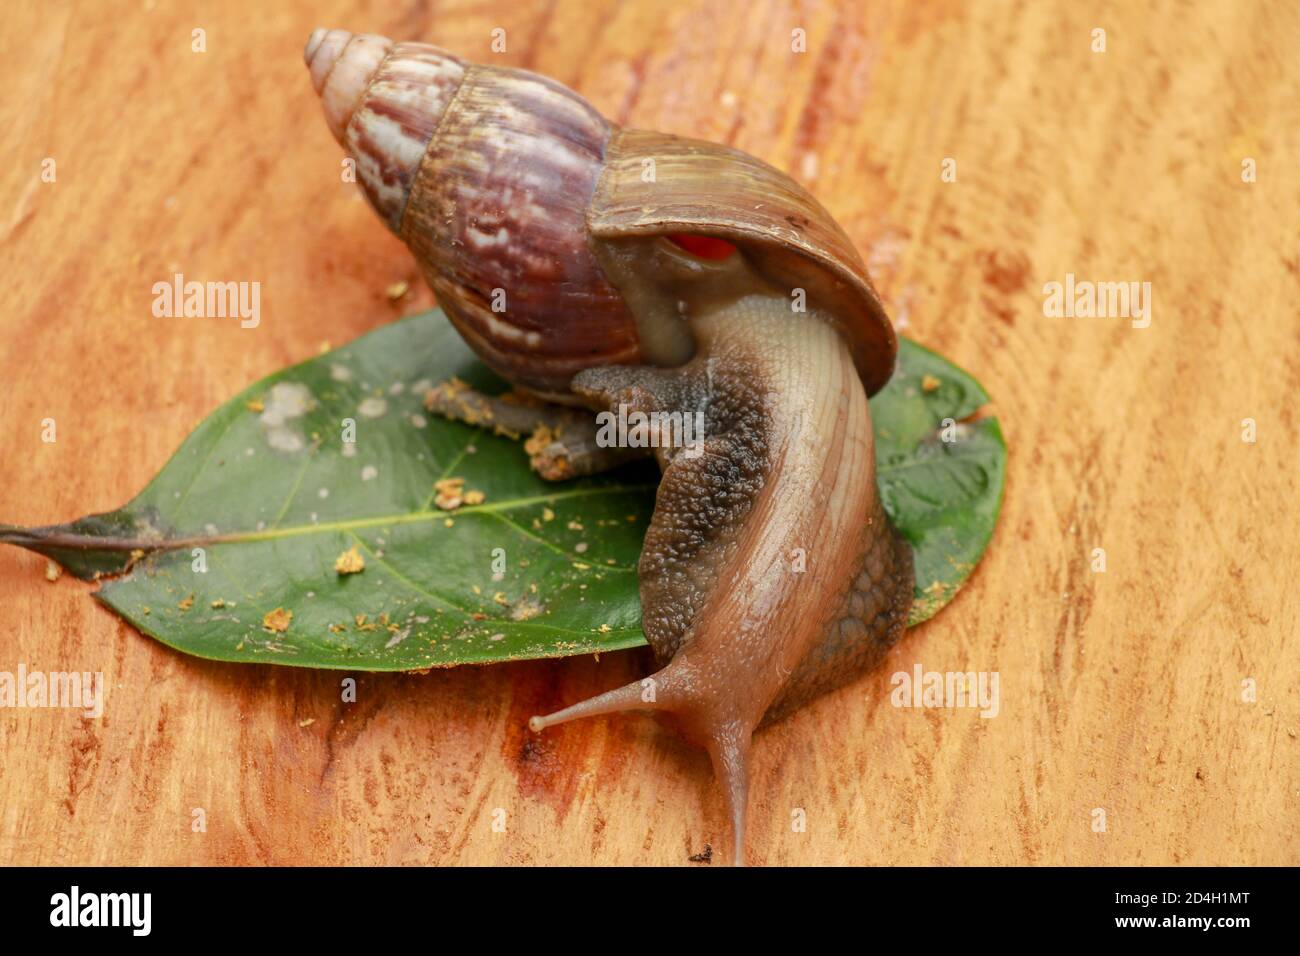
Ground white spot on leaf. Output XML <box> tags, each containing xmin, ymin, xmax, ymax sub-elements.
<box><xmin>358</xmin><ymin>397</ymin><xmax>387</xmax><ymax>418</ymax></box>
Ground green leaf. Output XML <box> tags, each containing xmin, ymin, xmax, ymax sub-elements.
<box><xmin>0</xmin><ymin>310</ymin><xmax>1004</xmax><ymax>668</ymax></box>
<box><xmin>868</xmin><ymin>339</ymin><xmax>1006</xmax><ymax>625</ymax></box>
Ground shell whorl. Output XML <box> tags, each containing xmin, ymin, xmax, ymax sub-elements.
<box><xmin>305</xmin><ymin>30</ymin><xmax>465</xmax><ymax>233</ymax></box>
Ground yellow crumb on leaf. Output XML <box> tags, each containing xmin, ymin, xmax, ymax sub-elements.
<box><xmin>334</xmin><ymin>546</ymin><xmax>365</xmax><ymax>575</ymax></box>
<box><xmin>425</xmin><ymin>376</ymin><xmax>470</xmax><ymax>410</ymax></box>
<box><xmin>178</xmin><ymin>593</ymin><xmax>195</xmax><ymax>612</ymax></box>
<box><xmin>263</xmin><ymin>607</ymin><xmax>293</xmax><ymax>633</ymax></box>
<box><xmin>524</xmin><ymin>424</ymin><xmax>555</xmax><ymax>457</ymax></box>
<box><xmin>385</xmin><ymin>279</ymin><xmax>409</xmax><ymax>301</ymax></box>
<box><xmin>210</xmin><ymin>598</ymin><xmax>226</xmax><ymax>609</ymax></box>
<box><xmin>542</xmin><ymin>507</ymin><xmax>555</xmax><ymax>522</ymax></box>
<box><xmin>463</xmin><ymin>489</ymin><xmax>485</xmax><ymax>506</ymax></box>
<box><xmin>45</xmin><ymin>561</ymin><xmax>62</xmax><ymax>582</ymax></box>
<box><xmin>921</xmin><ymin>374</ymin><xmax>941</xmax><ymax>393</ymax></box>
<box><xmin>246</xmin><ymin>398</ymin><xmax>265</xmax><ymax>413</ymax></box>
<box><xmin>597</xmin><ymin>624</ymin><xmax>612</xmax><ymax>634</ymax></box>
<box><xmin>298</xmin><ymin>718</ymin><xmax>315</xmax><ymax>728</ymax></box>
<box><xmin>434</xmin><ymin>476</ymin><xmax>466</xmax><ymax>510</ymax></box>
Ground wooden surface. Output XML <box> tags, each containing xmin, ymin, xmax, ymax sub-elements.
<box><xmin>1</xmin><ymin>0</ymin><xmax>1296</xmax><ymax>866</ymax></box>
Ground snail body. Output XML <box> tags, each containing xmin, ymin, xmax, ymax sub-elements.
<box><xmin>306</xmin><ymin>29</ymin><xmax>913</xmax><ymax>864</ymax></box>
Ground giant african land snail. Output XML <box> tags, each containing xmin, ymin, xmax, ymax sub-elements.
<box><xmin>305</xmin><ymin>28</ymin><xmax>914</xmax><ymax>865</ymax></box>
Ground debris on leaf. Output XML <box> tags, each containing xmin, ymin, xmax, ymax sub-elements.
<box><xmin>385</xmin><ymin>280</ymin><xmax>409</xmax><ymax>301</ymax></box>
<box><xmin>246</xmin><ymin>398</ymin><xmax>265</xmax><ymax>413</ymax></box>
<box><xmin>44</xmin><ymin>561</ymin><xmax>62</xmax><ymax>582</ymax></box>
<box><xmin>298</xmin><ymin>717</ymin><xmax>316</xmax><ymax>728</ymax></box>
<box><xmin>524</xmin><ymin>424</ymin><xmax>555</xmax><ymax>457</ymax></box>
<box><xmin>510</xmin><ymin>597</ymin><xmax>543</xmax><ymax>621</ymax></box>
<box><xmin>463</xmin><ymin>489</ymin><xmax>486</xmax><ymax>506</ymax></box>
<box><xmin>434</xmin><ymin>477</ymin><xmax>466</xmax><ymax>510</ymax></box>
<box><xmin>334</xmin><ymin>546</ymin><xmax>366</xmax><ymax>575</ymax></box>
<box><xmin>178</xmin><ymin>593</ymin><xmax>195</xmax><ymax>611</ymax></box>
<box><xmin>424</xmin><ymin>376</ymin><xmax>469</xmax><ymax>409</ymax></box>
<box><xmin>263</xmin><ymin>607</ymin><xmax>293</xmax><ymax>633</ymax></box>
<box><xmin>921</xmin><ymin>374</ymin><xmax>941</xmax><ymax>392</ymax></box>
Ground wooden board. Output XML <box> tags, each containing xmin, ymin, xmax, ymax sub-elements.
<box><xmin>0</xmin><ymin>0</ymin><xmax>1295</xmax><ymax>866</ymax></box>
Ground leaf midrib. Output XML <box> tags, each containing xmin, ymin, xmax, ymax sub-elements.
<box><xmin>187</xmin><ymin>483</ymin><xmax>658</xmax><ymax>548</ymax></box>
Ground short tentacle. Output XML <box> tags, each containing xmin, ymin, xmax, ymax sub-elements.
<box><xmin>528</xmin><ymin>675</ymin><xmax>662</xmax><ymax>732</ymax></box>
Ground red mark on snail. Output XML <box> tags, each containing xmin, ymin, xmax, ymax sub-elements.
<box><xmin>666</xmin><ymin>234</ymin><xmax>737</xmax><ymax>260</ymax></box>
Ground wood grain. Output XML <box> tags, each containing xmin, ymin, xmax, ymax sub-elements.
<box><xmin>1</xmin><ymin>0</ymin><xmax>1296</xmax><ymax>866</ymax></box>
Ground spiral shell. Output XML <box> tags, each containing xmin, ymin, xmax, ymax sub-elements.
<box><xmin>306</xmin><ymin>30</ymin><xmax>639</xmax><ymax>399</ymax></box>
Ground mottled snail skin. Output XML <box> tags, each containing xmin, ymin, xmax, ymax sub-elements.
<box><xmin>305</xmin><ymin>29</ymin><xmax>914</xmax><ymax>864</ymax></box>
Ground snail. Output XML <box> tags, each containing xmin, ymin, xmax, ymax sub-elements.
<box><xmin>304</xmin><ymin>28</ymin><xmax>914</xmax><ymax>865</ymax></box>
